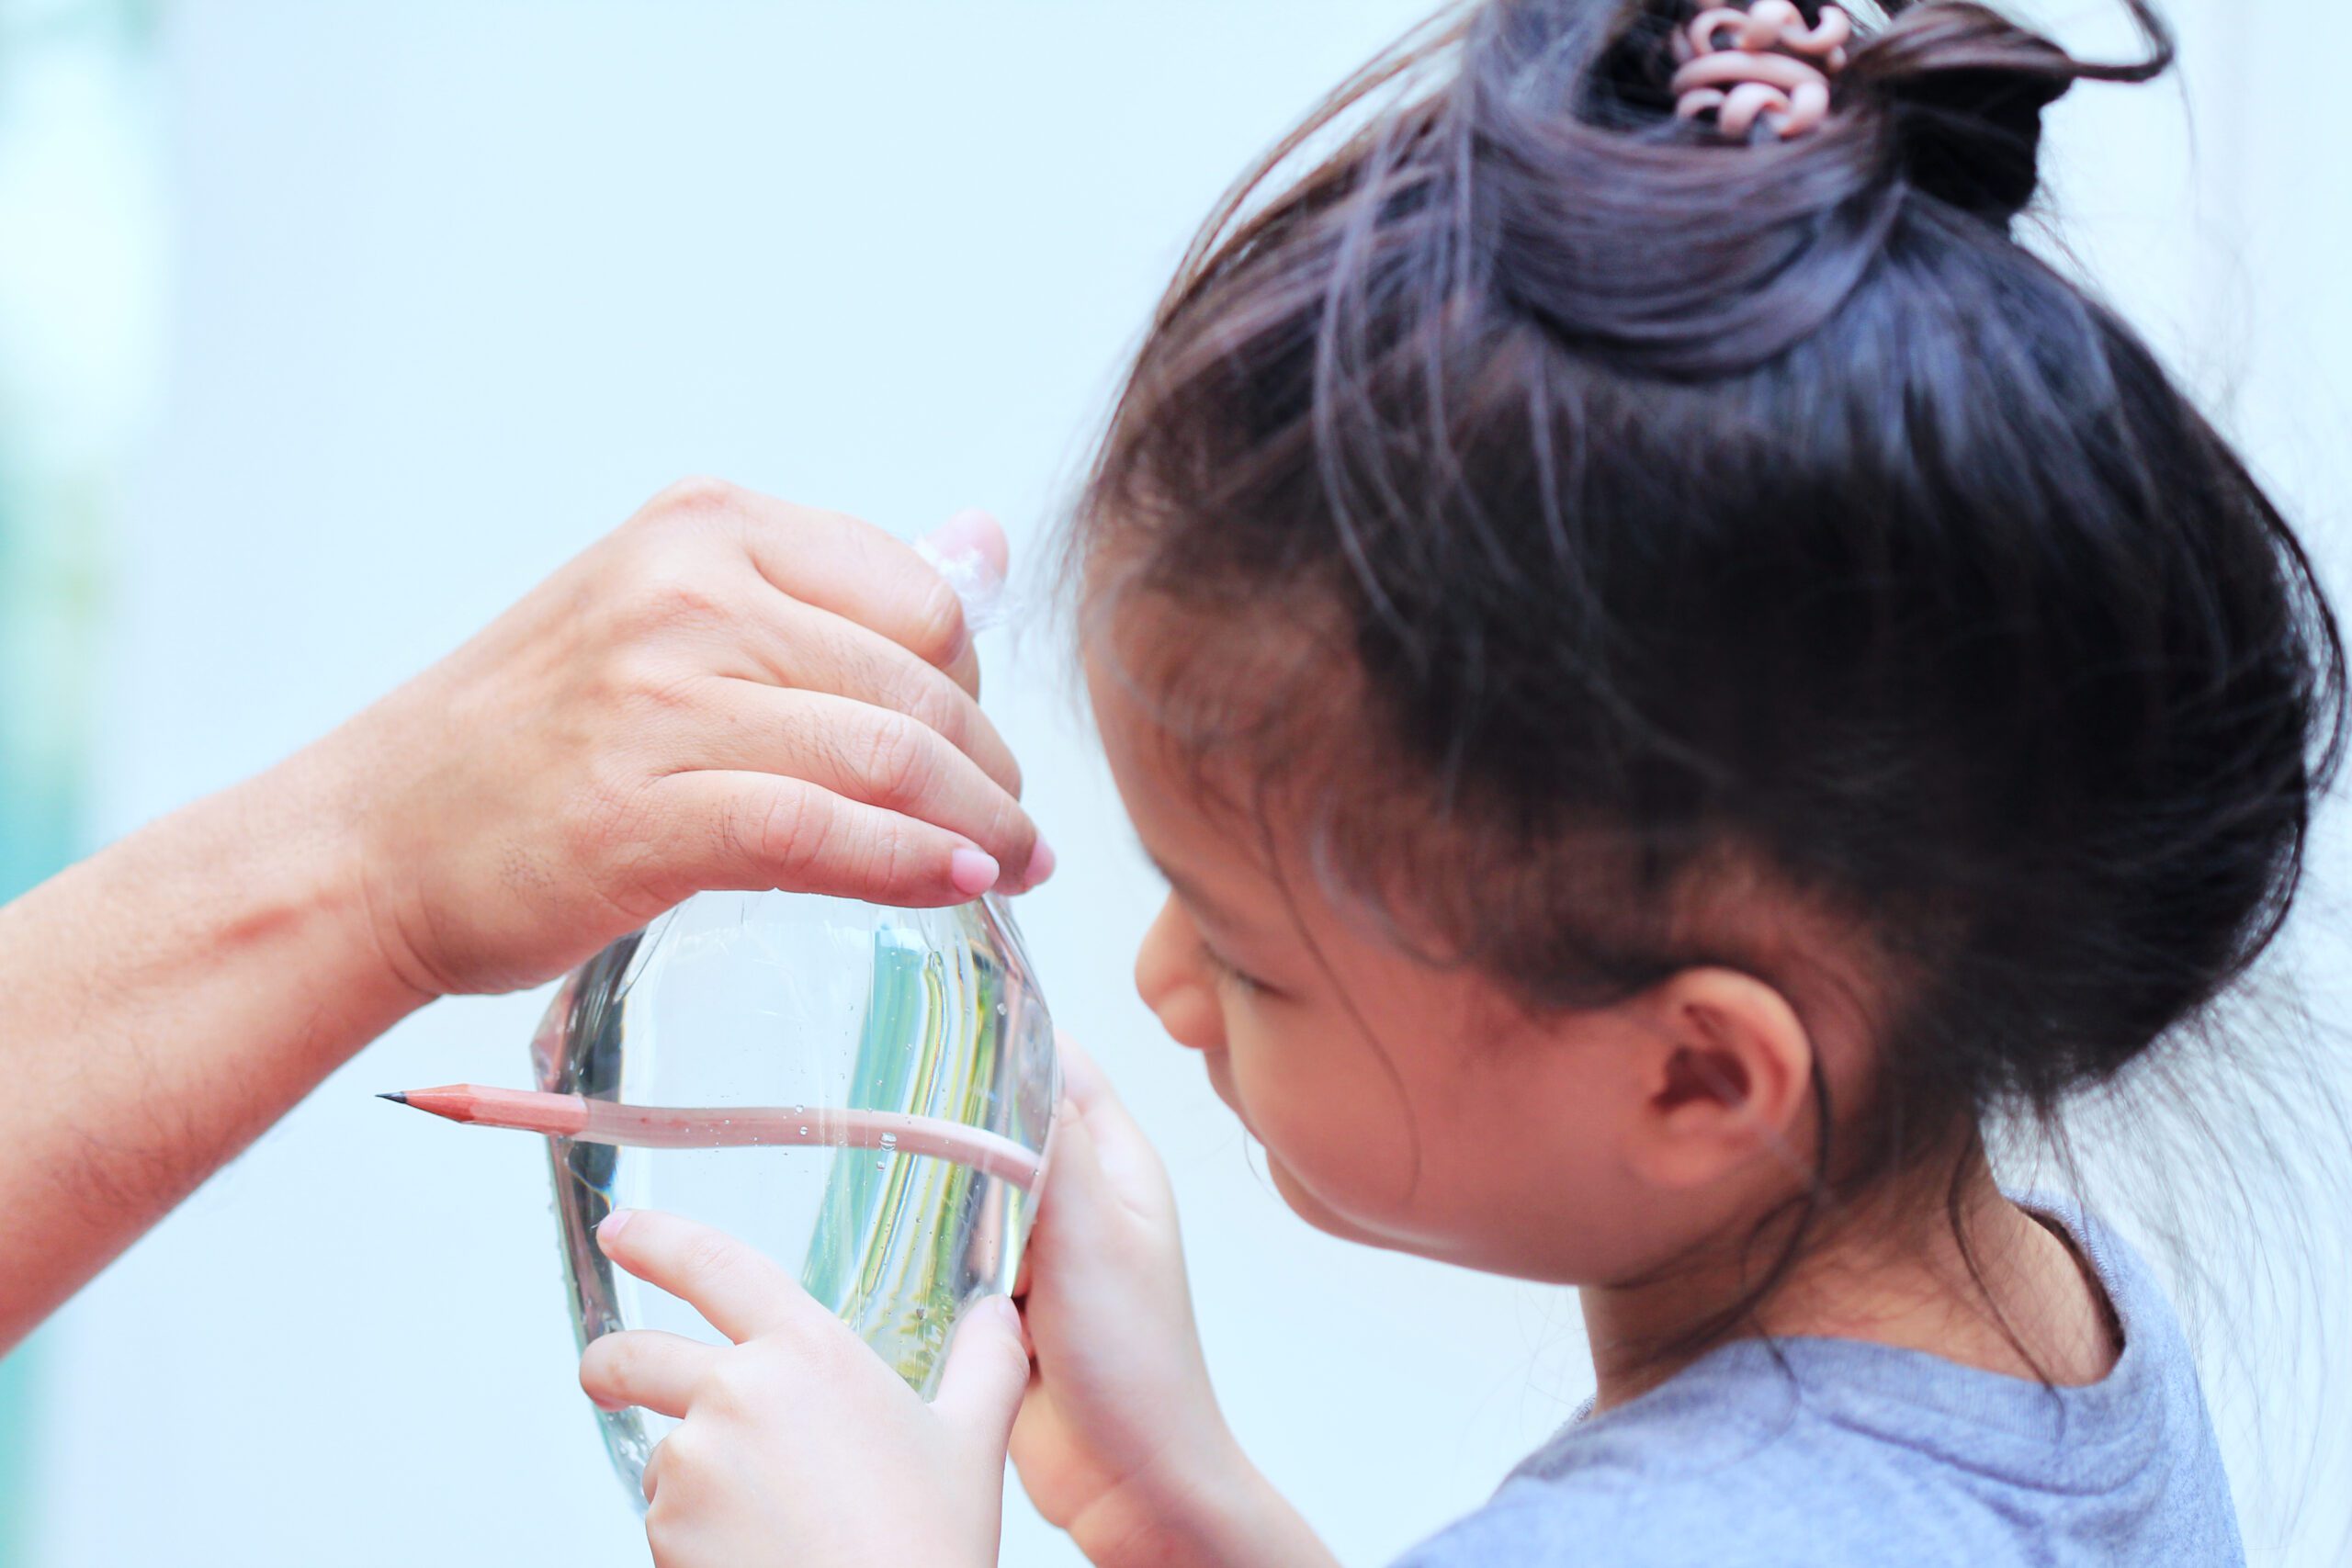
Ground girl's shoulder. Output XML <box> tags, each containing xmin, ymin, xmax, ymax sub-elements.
<box><xmin>1393</xmin><ymin>1202</ymin><xmax>2243</xmax><ymax>1568</ymax></box>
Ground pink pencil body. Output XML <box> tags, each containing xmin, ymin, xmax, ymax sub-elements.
<box><xmin>385</xmin><ymin>1084</ymin><xmax>1041</xmax><ymax>1190</ymax></box>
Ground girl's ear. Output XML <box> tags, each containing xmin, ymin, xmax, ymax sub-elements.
<box><xmin>1619</xmin><ymin>967</ymin><xmax>1816</xmax><ymax>1192</ymax></box>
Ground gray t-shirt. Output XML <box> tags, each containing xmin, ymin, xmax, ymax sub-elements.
<box><xmin>1396</xmin><ymin>1202</ymin><xmax>2242</xmax><ymax>1566</ymax></box>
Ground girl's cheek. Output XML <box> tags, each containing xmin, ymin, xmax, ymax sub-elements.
<box><xmin>1228</xmin><ymin>1025</ymin><xmax>1422</xmax><ymax>1224</ymax></box>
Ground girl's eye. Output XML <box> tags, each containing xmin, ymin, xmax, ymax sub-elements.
<box><xmin>1199</xmin><ymin>942</ymin><xmax>1267</xmax><ymax>998</ymax></box>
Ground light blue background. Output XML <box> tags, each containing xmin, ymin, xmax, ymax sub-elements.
<box><xmin>17</xmin><ymin>3</ymin><xmax>2350</xmax><ymax>1565</ymax></box>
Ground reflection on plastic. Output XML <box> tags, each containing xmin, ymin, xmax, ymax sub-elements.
<box><xmin>532</xmin><ymin>890</ymin><xmax>1057</xmax><ymax>1509</ymax></box>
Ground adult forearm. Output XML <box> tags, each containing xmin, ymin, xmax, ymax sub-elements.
<box><xmin>0</xmin><ymin>743</ymin><xmax>424</xmax><ymax>1348</ymax></box>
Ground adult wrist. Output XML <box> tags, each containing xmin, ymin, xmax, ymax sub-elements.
<box><xmin>215</xmin><ymin>737</ymin><xmax>439</xmax><ymax>1053</ymax></box>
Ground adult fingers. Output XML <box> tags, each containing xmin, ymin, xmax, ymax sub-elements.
<box><xmin>914</xmin><ymin>509</ymin><xmax>1010</xmax><ymax>700</ymax></box>
<box><xmin>724</xmin><ymin>599</ymin><xmax>1023</xmax><ymax>803</ymax></box>
<box><xmin>580</xmin><ymin>1328</ymin><xmax>721</xmax><ymax>1420</ymax></box>
<box><xmin>639</xmin><ymin>771</ymin><xmax>1005</xmax><ymax>907</ymax></box>
<box><xmin>691</xmin><ymin>683</ymin><xmax>1037</xmax><ymax>886</ymax></box>
<box><xmin>595</xmin><ymin>1209</ymin><xmax>826</xmax><ymax>1344</ymax></box>
<box><xmin>923</xmin><ymin>508</ymin><xmax>1011</xmax><ymax>588</ymax></box>
<box><xmin>931</xmin><ymin>1295</ymin><xmax>1030</xmax><ymax>1454</ymax></box>
<box><xmin>697</xmin><ymin>484</ymin><xmax>987</xmax><ymax>693</ymax></box>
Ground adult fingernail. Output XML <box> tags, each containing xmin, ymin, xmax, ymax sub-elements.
<box><xmin>1022</xmin><ymin>835</ymin><xmax>1057</xmax><ymax>890</ymax></box>
<box><xmin>597</xmin><ymin>1210</ymin><xmax>636</xmax><ymax>1246</ymax></box>
<box><xmin>950</xmin><ymin>847</ymin><xmax>1001</xmax><ymax>897</ymax></box>
<box><xmin>921</xmin><ymin>508</ymin><xmax>1009</xmax><ymax>585</ymax></box>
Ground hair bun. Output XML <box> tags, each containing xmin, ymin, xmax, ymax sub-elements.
<box><xmin>1846</xmin><ymin>0</ymin><xmax>2171</xmax><ymax>227</ymax></box>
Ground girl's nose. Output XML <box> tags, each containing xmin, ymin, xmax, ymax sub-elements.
<box><xmin>1134</xmin><ymin>895</ymin><xmax>1226</xmax><ymax>1054</ymax></box>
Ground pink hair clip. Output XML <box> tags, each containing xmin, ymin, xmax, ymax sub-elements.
<box><xmin>1671</xmin><ymin>1</ymin><xmax>1853</xmax><ymax>141</ymax></box>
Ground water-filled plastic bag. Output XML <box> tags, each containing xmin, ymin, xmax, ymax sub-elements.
<box><xmin>531</xmin><ymin>890</ymin><xmax>1056</xmax><ymax>1506</ymax></box>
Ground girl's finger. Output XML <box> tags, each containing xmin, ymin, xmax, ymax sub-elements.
<box><xmin>1054</xmin><ymin>1032</ymin><xmax>1119</xmax><ymax>1115</ymax></box>
<box><xmin>931</xmin><ymin>1295</ymin><xmax>1030</xmax><ymax>1454</ymax></box>
<box><xmin>640</xmin><ymin>1433</ymin><xmax>668</xmax><ymax>1505</ymax></box>
<box><xmin>1048</xmin><ymin>1032</ymin><xmax>1167</xmax><ymax>1202</ymax></box>
<box><xmin>639</xmin><ymin>771</ymin><xmax>1005</xmax><ymax>908</ymax></box>
<box><xmin>1031</xmin><ymin>1100</ymin><xmax>1113</xmax><ymax>1257</ymax></box>
<box><xmin>688</xmin><ymin>683</ymin><xmax>1037</xmax><ymax>889</ymax></box>
<box><xmin>579</xmin><ymin>1328</ymin><xmax>722</xmax><ymax>1420</ymax></box>
<box><xmin>595</xmin><ymin>1209</ymin><xmax>829</xmax><ymax>1344</ymax></box>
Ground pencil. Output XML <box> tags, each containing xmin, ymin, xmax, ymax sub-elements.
<box><xmin>379</xmin><ymin>1083</ymin><xmax>1041</xmax><ymax>1190</ymax></box>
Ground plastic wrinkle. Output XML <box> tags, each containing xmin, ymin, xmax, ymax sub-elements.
<box><xmin>915</xmin><ymin>536</ymin><xmax>1022</xmax><ymax>635</ymax></box>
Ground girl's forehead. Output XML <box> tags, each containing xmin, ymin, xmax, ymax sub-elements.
<box><xmin>1083</xmin><ymin>645</ymin><xmax>1313</xmax><ymax>928</ymax></box>
<box><xmin>1080</xmin><ymin>575</ymin><xmax>1363</xmax><ymax>760</ymax></box>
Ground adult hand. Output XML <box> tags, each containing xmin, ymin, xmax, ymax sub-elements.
<box><xmin>1010</xmin><ymin>1036</ymin><xmax>1337</xmax><ymax>1568</ymax></box>
<box><xmin>579</xmin><ymin>1210</ymin><xmax>1029</xmax><ymax>1568</ymax></box>
<box><xmin>315</xmin><ymin>479</ymin><xmax>1048</xmax><ymax>998</ymax></box>
<box><xmin>0</xmin><ymin>479</ymin><xmax>1047</xmax><ymax>1348</ymax></box>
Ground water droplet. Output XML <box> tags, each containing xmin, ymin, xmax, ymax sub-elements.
<box><xmin>875</xmin><ymin>1158</ymin><xmax>887</xmax><ymax>1170</ymax></box>
<box><xmin>793</xmin><ymin>1103</ymin><xmax>804</xmax><ymax>1116</ymax></box>
<box><xmin>879</xmin><ymin>1133</ymin><xmax>898</xmax><ymax>1148</ymax></box>
<box><xmin>799</xmin><ymin>1125</ymin><xmax>810</xmax><ymax>1137</ymax></box>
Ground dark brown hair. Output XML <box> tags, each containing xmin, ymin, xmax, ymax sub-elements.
<box><xmin>1069</xmin><ymin>0</ymin><xmax>2345</xmax><ymax>1398</ymax></box>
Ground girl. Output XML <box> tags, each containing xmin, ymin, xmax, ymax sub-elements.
<box><xmin>575</xmin><ymin>0</ymin><xmax>2346</xmax><ymax>1562</ymax></box>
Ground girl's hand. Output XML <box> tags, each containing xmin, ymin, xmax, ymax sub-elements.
<box><xmin>579</xmin><ymin>1209</ymin><xmax>1029</xmax><ymax>1568</ymax></box>
<box><xmin>1011</xmin><ymin>1037</ymin><xmax>1337</xmax><ymax>1568</ymax></box>
<box><xmin>303</xmin><ymin>480</ymin><xmax>1046</xmax><ymax>999</ymax></box>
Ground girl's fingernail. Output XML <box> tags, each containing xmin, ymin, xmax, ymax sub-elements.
<box><xmin>1022</xmin><ymin>835</ymin><xmax>1057</xmax><ymax>889</ymax></box>
<box><xmin>597</xmin><ymin>1210</ymin><xmax>636</xmax><ymax>1245</ymax></box>
<box><xmin>950</xmin><ymin>847</ymin><xmax>1001</xmax><ymax>897</ymax></box>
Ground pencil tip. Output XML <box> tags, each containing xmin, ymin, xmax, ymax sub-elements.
<box><xmin>378</xmin><ymin>1091</ymin><xmax>410</xmax><ymax>1105</ymax></box>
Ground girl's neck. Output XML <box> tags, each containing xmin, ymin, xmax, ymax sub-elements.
<box><xmin>1581</xmin><ymin>1158</ymin><xmax>2121</xmax><ymax>1413</ymax></box>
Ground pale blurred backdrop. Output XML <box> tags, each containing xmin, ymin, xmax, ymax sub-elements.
<box><xmin>0</xmin><ymin>1</ymin><xmax>2343</xmax><ymax>1564</ymax></box>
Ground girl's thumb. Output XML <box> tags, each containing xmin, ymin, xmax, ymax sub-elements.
<box><xmin>932</xmin><ymin>1294</ymin><xmax>1030</xmax><ymax>1449</ymax></box>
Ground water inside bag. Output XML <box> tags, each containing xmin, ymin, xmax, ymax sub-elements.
<box><xmin>532</xmin><ymin>890</ymin><xmax>1057</xmax><ymax>1507</ymax></box>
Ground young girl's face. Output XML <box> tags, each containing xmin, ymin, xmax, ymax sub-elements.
<box><xmin>1084</xmin><ymin>621</ymin><xmax>1772</xmax><ymax>1287</ymax></box>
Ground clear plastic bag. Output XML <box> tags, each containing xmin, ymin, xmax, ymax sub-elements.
<box><xmin>532</xmin><ymin>889</ymin><xmax>1057</xmax><ymax>1506</ymax></box>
